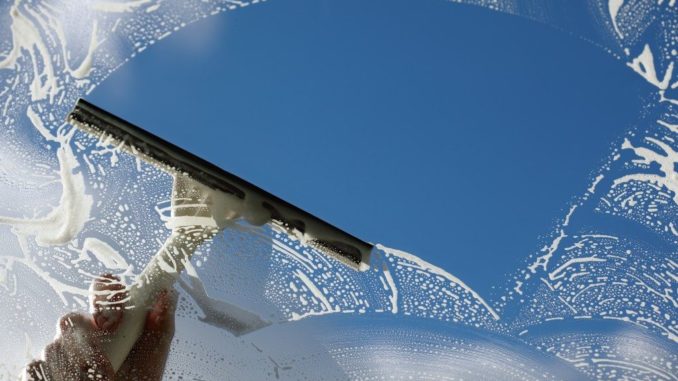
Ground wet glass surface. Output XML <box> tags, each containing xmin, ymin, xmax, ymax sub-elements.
<box><xmin>0</xmin><ymin>0</ymin><xmax>676</xmax><ymax>380</ymax></box>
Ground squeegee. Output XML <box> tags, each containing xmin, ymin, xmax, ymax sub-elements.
<box><xmin>67</xmin><ymin>98</ymin><xmax>372</xmax><ymax>371</ymax></box>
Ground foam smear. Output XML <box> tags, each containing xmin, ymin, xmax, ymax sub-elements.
<box><xmin>264</xmin><ymin>232</ymin><xmax>500</xmax><ymax>328</ymax></box>
<box><xmin>0</xmin><ymin>0</ymin><xmax>676</xmax><ymax>380</ymax></box>
<box><xmin>496</xmin><ymin>2</ymin><xmax>678</xmax><ymax>380</ymax></box>
<box><xmin>0</xmin><ymin>116</ymin><xmax>93</xmax><ymax>247</ymax></box>
<box><xmin>0</xmin><ymin>0</ymin><xmax>270</xmax><ymax>378</ymax></box>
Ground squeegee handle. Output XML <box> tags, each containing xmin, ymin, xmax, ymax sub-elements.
<box><xmin>101</xmin><ymin>230</ymin><xmax>208</xmax><ymax>372</ymax></box>
<box><xmin>101</xmin><ymin>289</ymin><xmax>149</xmax><ymax>372</ymax></box>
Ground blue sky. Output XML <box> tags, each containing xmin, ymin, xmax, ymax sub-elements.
<box><xmin>90</xmin><ymin>0</ymin><xmax>647</xmax><ymax>297</ymax></box>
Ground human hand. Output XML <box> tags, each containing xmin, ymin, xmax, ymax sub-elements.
<box><xmin>23</xmin><ymin>275</ymin><xmax>178</xmax><ymax>381</ymax></box>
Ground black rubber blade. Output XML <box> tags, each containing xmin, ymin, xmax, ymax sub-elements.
<box><xmin>68</xmin><ymin>98</ymin><xmax>372</xmax><ymax>271</ymax></box>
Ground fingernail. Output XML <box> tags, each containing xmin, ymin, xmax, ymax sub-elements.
<box><xmin>59</xmin><ymin>316</ymin><xmax>74</xmax><ymax>332</ymax></box>
<box><xmin>146</xmin><ymin>289</ymin><xmax>175</xmax><ymax>328</ymax></box>
<box><xmin>94</xmin><ymin>307</ymin><xmax>123</xmax><ymax>331</ymax></box>
<box><xmin>59</xmin><ymin>313</ymin><xmax>84</xmax><ymax>333</ymax></box>
<box><xmin>89</xmin><ymin>274</ymin><xmax>128</xmax><ymax>332</ymax></box>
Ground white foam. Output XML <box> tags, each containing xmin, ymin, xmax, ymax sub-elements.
<box><xmin>627</xmin><ymin>44</ymin><xmax>674</xmax><ymax>90</ymax></box>
<box><xmin>614</xmin><ymin>137</ymin><xmax>678</xmax><ymax>204</ymax></box>
<box><xmin>0</xmin><ymin>134</ymin><xmax>93</xmax><ymax>246</ymax></box>
<box><xmin>608</xmin><ymin>0</ymin><xmax>624</xmax><ymax>38</ymax></box>
<box><xmin>77</xmin><ymin>237</ymin><xmax>128</xmax><ymax>270</ymax></box>
<box><xmin>0</xmin><ymin>0</ymin><xmax>675</xmax><ymax>378</ymax></box>
<box><xmin>381</xmin><ymin>263</ymin><xmax>398</xmax><ymax>314</ymax></box>
<box><xmin>91</xmin><ymin>0</ymin><xmax>154</xmax><ymax>13</ymax></box>
<box><xmin>377</xmin><ymin>244</ymin><xmax>500</xmax><ymax>320</ymax></box>
<box><xmin>528</xmin><ymin>229</ymin><xmax>566</xmax><ymax>273</ymax></box>
<box><xmin>587</xmin><ymin>174</ymin><xmax>605</xmax><ymax>194</ymax></box>
<box><xmin>69</xmin><ymin>20</ymin><xmax>98</xmax><ymax>80</ymax></box>
<box><xmin>294</xmin><ymin>269</ymin><xmax>335</xmax><ymax>314</ymax></box>
<box><xmin>2</xmin><ymin>3</ymin><xmax>71</xmax><ymax>102</ymax></box>
<box><xmin>658</xmin><ymin>119</ymin><xmax>678</xmax><ymax>134</ymax></box>
<box><xmin>548</xmin><ymin>256</ymin><xmax>607</xmax><ymax>281</ymax></box>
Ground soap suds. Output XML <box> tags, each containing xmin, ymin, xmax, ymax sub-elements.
<box><xmin>608</xmin><ymin>0</ymin><xmax>624</xmax><ymax>38</ymax></box>
<box><xmin>0</xmin><ymin>0</ymin><xmax>676</xmax><ymax>379</ymax></box>
<box><xmin>75</xmin><ymin>237</ymin><xmax>128</xmax><ymax>270</ymax></box>
<box><xmin>0</xmin><ymin>127</ymin><xmax>93</xmax><ymax>247</ymax></box>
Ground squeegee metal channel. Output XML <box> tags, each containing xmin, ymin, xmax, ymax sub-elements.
<box><xmin>68</xmin><ymin>99</ymin><xmax>373</xmax><ymax>269</ymax></box>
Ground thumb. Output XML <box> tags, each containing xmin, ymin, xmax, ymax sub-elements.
<box><xmin>115</xmin><ymin>289</ymin><xmax>178</xmax><ymax>381</ymax></box>
<box><xmin>89</xmin><ymin>274</ymin><xmax>129</xmax><ymax>333</ymax></box>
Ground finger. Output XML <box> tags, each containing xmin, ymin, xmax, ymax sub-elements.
<box><xmin>22</xmin><ymin>360</ymin><xmax>50</xmax><ymax>381</ymax></box>
<box><xmin>43</xmin><ymin>340</ymin><xmax>65</xmax><ymax>366</ymax></box>
<box><xmin>116</xmin><ymin>289</ymin><xmax>178</xmax><ymax>381</ymax></box>
<box><xmin>146</xmin><ymin>289</ymin><xmax>178</xmax><ymax>333</ymax></box>
<box><xmin>89</xmin><ymin>274</ymin><xmax>128</xmax><ymax>333</ymax></box>
<box><xmin>35</xmin><ymin>311</ymin><xmax>116</xmax><ymax>381</ymax></box>
<box><xmin>43</xmin><ymin>340</ymin><xmax>82</xmax><ymax>381</ymax></box>
<box><xmin>57</xmin><ymin>312</ymin><xmax>115</xmax><ymax>381</ymax></box>
<box><xmin>43</xmin><ymin>341</ymin><xmax>71</xmax><ymax>381</ymax></box>
<box><xmin>48</xmin><ymin>313</ymin><xmax>92</xmax><ymax>381</ymax></box>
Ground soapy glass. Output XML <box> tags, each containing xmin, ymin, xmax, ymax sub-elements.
<box><xmin>23</xmin><ymin>275</ymin><xmax>176</xmax><ymax>381</ymax></box>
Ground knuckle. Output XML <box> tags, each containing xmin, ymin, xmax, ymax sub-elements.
<box><xmin>92</xmin><ymin>274</ymin><xmax>122</xmax><ymax>290</ymax></box>
<box><xmin>22</xmin><ymin>360</ymin><xmax>48</xmax><ymax>381</ymax></box>
<box><xmin>58</xmin><ymin>312</ymin><xmax>84</xmax><ymax>333</ymax></box>
<box><xmin>58</xmin><ymin>313</ymin><xmax>92</xmax><ymax>339</ymax></box>
<box><xmin>43</xmin><ymin>342</ymin><xmax>68</xmax><ymax>370</ymax></box>
<box><xmin>44</xmin><ymin>342</ymin><xmax>61</xmax><ymax>356</ymax></box>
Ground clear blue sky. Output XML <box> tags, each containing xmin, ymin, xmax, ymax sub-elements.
<box><xmin>90</xmin><ymin>0</ymin><xmax>646</xmax><ymax>297</ymax></box>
